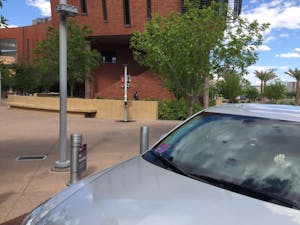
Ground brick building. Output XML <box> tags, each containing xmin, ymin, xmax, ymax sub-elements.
<box><xmin>0</xmin><ymin>0</ymin><xmax>242</xmax><ymax>100</ymax></box>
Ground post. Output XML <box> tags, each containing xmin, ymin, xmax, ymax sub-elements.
<box><xmin>140</xmin><ymin>126</ymin><xmax>150</xmax><ymax>154</ymax></box>
<box><xmin>55</xmin><ymin>1</ymin><xmax>70</xmax><ymax>169</ymax></box>
<box><xmin>0</xmin><ymin>71</ymin><xmax>2</xmax><ymax>105</ymax></box>
<box><xmin>124</xmin><ymin>64</ymin><xmax>128</xmax><ymax>122</ymax></box>
<box><xmin>70</xmin><ymin>133</ymin><xmax>82</xmax><ymax>184</ymax></box>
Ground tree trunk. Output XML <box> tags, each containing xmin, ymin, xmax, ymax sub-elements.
<box><xmin>260</xmin><ymin>81</ymin><xmax>263</xmax><ymax>96</ymax></box>
<box><xmin>188</xmin><ymin>88</ymin><xmax>194</xmax><ymax>117</ymax></box>
<box><xmin>70</xmin><ymin>84</ymin><xmax>74</xmax><ymax>98</ymax></box>
<box><xmin>296</xmin><ymin>80</ymin><xmax>300</xmax><ymax>106</ymax></box>
<box><xmin>261</xmin><ymin>81</ymin><xmax>265</xmax><ymax>103</ymax></box>
<box><xmin>203</xmin><ymin>76</ymin><xmax>210</xmax><ymax>109</ymax></box>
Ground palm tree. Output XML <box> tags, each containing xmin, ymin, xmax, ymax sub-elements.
<box><xmin>285</xmin><ymin>68</ymin><xmax>300</xmax><ymax>105</ymax></box>
<box><xmin>254</xmin><ymin>69</ymin><xmax>276</xmax><ymax>99</ymax></box>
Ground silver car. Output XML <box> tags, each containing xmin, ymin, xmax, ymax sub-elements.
<box><xmin>22</xmin><ymin>104</ymin><xmax>300</xmax><ymax>225</ymax></box>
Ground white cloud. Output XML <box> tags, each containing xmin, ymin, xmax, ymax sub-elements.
<box><xmin>8</xmin><ymin>24</ymin><xmax>18</xmax><ymax>28</ymax></box>
<box><xmin>249</xmin><ymin>0</ymin><xmax>259</xmax><ymax>3</ymax></box>
<box><xmin>0</xmin><ymin>24</ymin><xmax>18</xmax><ymax>28</ymax></box>
<box><xmin>26</xmin><ymin>0</ymin><xmax>51</xmax><ymax>17</ymax></box>
<box><xmin>242</xmin><ymin>0</ymin><xmax>300</xmax><ymax>30</ymax></box>
<box><xmin>264</xmin><ymin>35</ymin><xmax>275</xmax><ymax>43</ymax></box>
<box><xmin>279</xmin><ymin>33</ymin><xmax>289</xmax><ymax>38</ymax></box>
<box><xmin>246</xmin><ymin>65</ymin><xmax>294</xmax><ymax>85</ymax></box>
<box><xmin>257</xmin><ymin>45</ymin><xmax>271</xmax><ymax>51</ymax></box>
<box><xmin>248</xmin><ymin>65</ymin><xmax>276</xmax><ymax>73</ymax></box>
<box><xmin>276</xmin><ymin>47</ymin><xmax>300</xmax><ymax>58</ymax></box>
<box><xmin>276</xmin><ymin>52</ymin><xmax>300</xmax><ymax>58</ymax></box>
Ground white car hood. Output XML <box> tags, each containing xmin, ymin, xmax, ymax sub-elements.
<box><xmin>37</xmin><ymin>156</ymin><xmax>300</xmax><ymax>225</ymax></box>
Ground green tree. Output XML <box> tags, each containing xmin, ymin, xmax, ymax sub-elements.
<box><xmin>254</xmin><ymin>69</ymin><xmax>276</xmax><ymax>98</ymax></box>
<box><xmin>131</xmin><ymin>0</ymin><xmax>268</xmax><ymax>114</ymax></box>
<box><xmin>34</xmin><ymin>20</ymin><xmax>101</xmax><ymax>97</ymax></box>
<box><xmin>131</xmin><ymin>1</ymin><xmax>226</xmax><ymax>115</ymax></box>
<box><xmin>285</xmin><ymin>68</ymin><xmax>300</xmax><ymax>105</ymax></box>
<box><xmin>264</xmin><ymin>80</ymin><xmax>286</xmax><ymax>103</ymax></box>
<box><xmin>218</xmin><ymin>70</ymin><xmax>242</xmax><ymax>103</ymax></box>
<box><xmin>244</xmin><ymin>86</ymin><xmax>259</xmax><ymax>102</ymax></box>
<box><xmin>0</xmin><ymin>61</ymin><xmax>12</xmax><ymax>92</ymax></box>
<box><xmin>12</xmin><ymin>61</ymin><xmax>39</xmax><ymax>94</ymax></box>
<box><xmin>209</xmin><ymin>10</ymin><xmax>269</xmax><ymax>107</ymax></box>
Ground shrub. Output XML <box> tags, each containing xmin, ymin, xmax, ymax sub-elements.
<box><xmin>158</xmin><ymin>99</ymin><xmax>203</xmax><ymax>120</ymax></box>
<box><xmin>264</xmin><ymin>81</ymin><xmax>286</xmax><ymax>102</ymax></box>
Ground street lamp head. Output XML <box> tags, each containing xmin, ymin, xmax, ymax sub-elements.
<box><xmin>56</xmin><ymin>4</ymin><xmax>78</xmax><ymax>17</ymax></box>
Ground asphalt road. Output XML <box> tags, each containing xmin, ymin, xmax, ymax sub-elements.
<box><xmin>0</xmin><ymin>104</ymin><xmax>180</xmax><ymax>225</ymax></box>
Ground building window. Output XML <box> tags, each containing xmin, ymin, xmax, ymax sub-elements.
<box><xmin>80</xmin><ymin>0</ymin><xmax>87</xmax><ymax>15</ymax></box>
<box><xmin>147</xmin><ymin>0</ymin><xmax>152</xmax><ymax>20</ymax></box>
<box><xmin>123</xmin><ymin>0</ymin><xmax>131</xmax><ymax>26</ymax></box>
<box><xmin>0</xmin><ymin>38</ymin><xmax>17</xmax><ymax>64</ymax></box>
<box><xmin>101</xmin><ymin>51</ymin><xmax>117</xmax><ymax>64</ymax></box>
<box><xmin>102</xmin><ymin>0</ymin><xmax>108</xmax><ymax>22</ymax></box>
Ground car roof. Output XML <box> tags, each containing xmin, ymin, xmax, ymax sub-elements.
<box><xmin>205</xmin><ymin>103</ymin><xmax>300</xmax><ymax>122</ymax></box>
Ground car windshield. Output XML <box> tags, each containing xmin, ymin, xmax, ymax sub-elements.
<box><xmin>144</xmin><ymin>112</ymin><xmax>300</xmax><ymax>209</ymax></box>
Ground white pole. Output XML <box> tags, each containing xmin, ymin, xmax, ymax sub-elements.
<box><xmin>0</xmin><ymin>71</ymin><xmax>2</xmax><ymax>105</ymax></box>
<box><xmin>55</xmin><ymin>0</ymin><xmax>70</xmax><ymax>169</ymax></box>
<box><xmin>124</xmin><ymin>64</ymin><xmax>128</xmax><ymax>122</ymax></box>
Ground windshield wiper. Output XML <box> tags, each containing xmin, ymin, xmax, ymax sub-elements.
<box><xmin>190</xmin><ymin>173</ymin><xmax>298</xmax><ymax>209</ymax></box>
<box><xmin>150</xmin><ymin>151</ymin><xmax>188</xmax><ymax>176</ymax></box>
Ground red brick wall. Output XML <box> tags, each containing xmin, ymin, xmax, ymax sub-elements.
<box><xmin>91</xmin><ymin>43</ymin><xmax>174</xmax><ymax>100</ymax></box>
<box><xmin>0</xmin><ymin>22</ymin><xmax>51</xmax><ymax>63</ymax></box>
<box><xmin>1</xmin><ymin>0</ymin><xmax>180</xmax><ymax>100</ymax></box>
<box><xmin>50</xmin><ymin>0</ymin><xmax>181</xmax><ymax>35</ymax></box>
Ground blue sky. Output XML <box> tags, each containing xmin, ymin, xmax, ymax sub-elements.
<box><xmin>1</xmin><ymin>0</ymin><xmax>299</xmax><ymax>85</ymax></box>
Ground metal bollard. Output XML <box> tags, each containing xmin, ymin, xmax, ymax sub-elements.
<box><xmin>140</xmin><ymin>126</ymin><xmax>149</xmax><ymax>154</ymax></box>
<box><xmin>70</xmin><ymin>133</ymin><xmax>82</xmax><ymax>185</ymax></box>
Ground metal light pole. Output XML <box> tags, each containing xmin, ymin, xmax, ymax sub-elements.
<box><xmin>0</xmin><ymin>71</ymin><xmax>2</xmax><ymax>105</ymax></box>
<box><xmin>54</xmin><ymin>1</ymin><xmax>78</xmax><ymax>169</ymax></box>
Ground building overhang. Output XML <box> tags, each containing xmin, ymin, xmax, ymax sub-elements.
<box><xmin>88</xmin><ymin>35</ymin><xmax>132</xmax><ymax>46</ymax></box>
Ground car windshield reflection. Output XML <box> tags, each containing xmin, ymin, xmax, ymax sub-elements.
<box><xmin>145</xmin><ymin>112</ymin><xmax>300</xmax><ymax>209</ymax></box>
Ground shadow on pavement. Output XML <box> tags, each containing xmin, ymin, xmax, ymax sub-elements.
<box><xmin>1</xmin><ymin>214</ymin><xmax>27</xmax><ymax>225</ymax></box>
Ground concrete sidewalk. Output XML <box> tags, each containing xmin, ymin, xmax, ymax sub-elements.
<box><xmin>0</xmin><ymin>105</ymin><xmax>180</xmax><ymax>224</ymax></box>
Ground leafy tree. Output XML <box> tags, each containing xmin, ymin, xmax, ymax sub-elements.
<box><xmin>264</xmin><ymin>80</ymin><xmax>286</xmax><ymax>103</ymax></box>
<box><xmin>131</xmin><ymin>0</ymin><xmax>268</xmax><ymax>114</ymax></box>
<box><xmin>12</xmin><ymin>60</ymin><xmax>39</xmax><ymax>94</ymax></box>
<box><xmin>210</xmin><ymin>11</ymin><xmax>269</xmax><ymax>107</ymax></box>
<box><xmin>285</xmin><ymin>68</ymin><xmax>300</xmax><ymax>105</ymax></box>
<box><xmin>0</xmin><ymin>61</ymin><xmax>12</xmax><ymax>92</ymax></box>
<box><xmin>131</xmin><ymin>1</ymin><xmax>226</xmax><ymax>115</ymax></box>
<box><xmin>218</xmin><ymin>70</ymin><xmax>242</xmax><ymax>103</ymax></box>
<box><xmin>34</xmin><ymin>20</ymin><xmax>101</xmax><ymax>97</ymax></box>
<box><xmin>34</xmin><ymin>27</ymin><xmax>59</xmax><ymax>92</ymax></box>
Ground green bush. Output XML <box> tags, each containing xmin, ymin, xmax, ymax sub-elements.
<box><xmin>158</xmin><ymin>99</ymin><xmax>203</xmax><ymax>120</ymax></box>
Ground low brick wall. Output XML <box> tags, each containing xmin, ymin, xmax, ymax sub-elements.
<box><xmin>7</xmin><ymin>95</ymin><xmax>158</xmax><ymax>120</ymax></box>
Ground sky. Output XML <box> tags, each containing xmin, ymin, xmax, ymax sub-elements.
<box><xmin>0</xmin><ymin>0</ymin><xmax>300</xmax><ymax>85</ymax></box>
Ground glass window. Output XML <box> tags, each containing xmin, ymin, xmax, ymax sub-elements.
<box><xmin>145</xmin><ymin>112</ymin><xmax>300</xmax><ymax>208</ymax></box>
<box><xmin>80</xmin><ymin>0</ymin><xmax>87</xmax><ymax>15</ymax></box>
<box><xmin>0</xmin><ymin>38</ymin><xmax>17</xmax><ymax>64</ymax></box>
<box><xmin>101</xmin><ymin>51</ymin><xmax>116</xmax><ymax>64</ymax></box>
<box><xmin>123</xmin><ymin>0</ymin><xmax>131</xmax><ymax>26</ymax></box>
<box><xmin>147</xmin><ymin>0</ymin><xmax>152</xmax><ymax>20</ymax></box>
<box><xmin>102</xmin><ymin>0</ymin><xmax>108</xmax><ymax>22</ymax></box>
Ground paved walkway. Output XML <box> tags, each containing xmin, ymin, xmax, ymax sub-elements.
<box><xmin>0</xmin><ymin>105</ymin><xmax>180</xmax><ymax>224</ymax></box>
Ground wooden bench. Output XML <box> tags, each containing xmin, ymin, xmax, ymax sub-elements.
<box><xmin>8</xmin><ymin>102</ymin><xmax>97</xmax><ymax>118</ymax></box>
